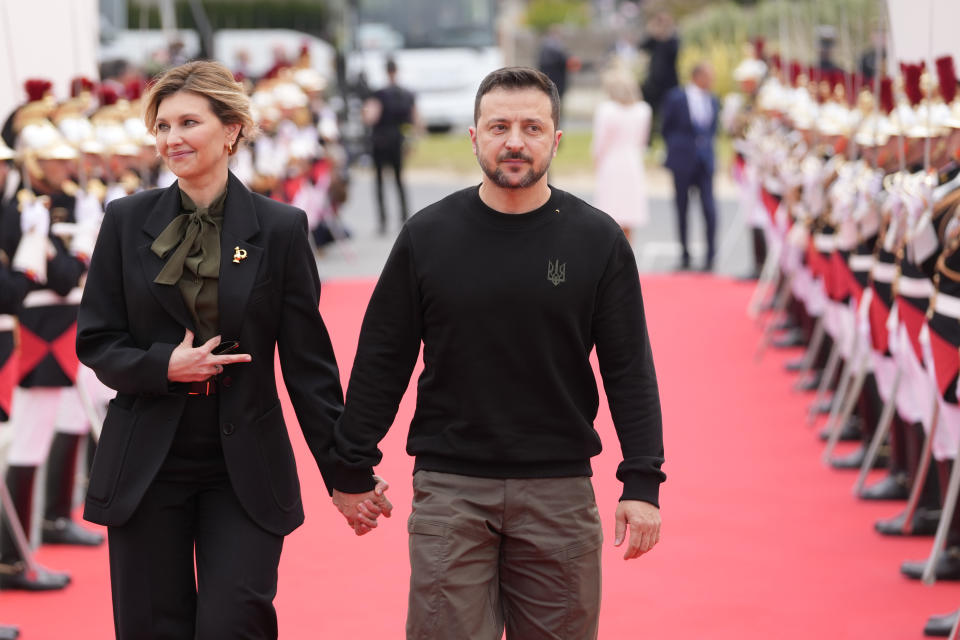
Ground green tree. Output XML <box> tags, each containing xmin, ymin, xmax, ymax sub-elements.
<box><xmin>128</xmin><ymin>0</ymin><xmax>334</xmax><ymax>38</ymax></box>
<box><xmin>525</xmin><ymin>0</ymin><xmax>590</xmax><ymax>33</ymax></box>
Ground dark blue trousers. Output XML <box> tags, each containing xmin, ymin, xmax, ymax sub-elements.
<box><xmin>672</xmin><ymin>162</ymin><xmax>717</xmax><ymax>268</ymax></box>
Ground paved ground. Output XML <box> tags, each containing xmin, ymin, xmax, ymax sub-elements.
<box><xmin>315</xmin><ymin>166</ymin><xmax>751</xmax><ymax>282</ymax></box>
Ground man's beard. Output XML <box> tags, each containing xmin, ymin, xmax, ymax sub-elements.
<box><xmin>477</xmin><ymin>148</ymin><xmax>553</xmax><ymax>189</ymax></box>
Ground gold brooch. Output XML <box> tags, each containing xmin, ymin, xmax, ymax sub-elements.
<box><xmin>233</xmin><ymin>246</ymin><xmax>248</xmax><ymax>263</ymax></box>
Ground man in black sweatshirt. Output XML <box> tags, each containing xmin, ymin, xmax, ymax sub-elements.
<box><xmin>327</xmin><ymin>67</ymin><xmax>664</xmax><ymax>639</ymax></box>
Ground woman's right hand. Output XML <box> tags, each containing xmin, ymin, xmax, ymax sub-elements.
<box><xmin>167</xmin><ymin>328</ymin><xmax>252</xmax><ymax>382</ymax></box>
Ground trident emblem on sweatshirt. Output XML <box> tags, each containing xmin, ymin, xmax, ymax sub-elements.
<box><xmin>547</xmin><ymin>259</ymin><xmax>566</xmax><ymax>286</ymax></box>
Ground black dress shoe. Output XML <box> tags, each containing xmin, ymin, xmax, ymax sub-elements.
<box><xmin>829</xmin><ymin>446</ymin><xmax>865</xmax><ymax>469</ymax></box>
<box><xmin>794</xmin><ymin>371</ymin><xmax>822</xmax><ymax>391</ymax></box>
<box><xmin>771</xmin><ymin>318</ymin><xmax>799</xmax><ymax>332</ymax></box>
<box><xmin>830</xmin><ymin>446</ymin><xmax>887</xmax><ymax>470</ymax></box>
<box><xmin>902</xmin><ymin>548</ymin><xmax>960</xmax><ymax>580</ymax></box>
<box><xmin>41</xmin><ymin>518</ymin><xmax>104</xmax><ymax>546</ymax></box>
<box><xmin>784</xmin><ymin>358</ymin><xmax>808</xmax><ymax>372</ymax></box>
<box><xmin>772</xmin><ymin>328</ymin><xmax>805</xmax><ymax>348</ymax></box>
<box><xmin>811</xmin><ymin>399</ymin><xmax>833</xmax><ymax>415</ymax></box>
<box><xmin>0</xmin><ymin>562</ymin><xmax>71</xmax><ymax>591</ymax></box>
<box><xmin>860</xmin><ymin>473</ymin><xmax>910</xmax><ymax>500</ymax></box>
<box><xmin>0</xmin><ymin>625</ymin><xmax>17</xmax><ymax>640</ymax></box>
<box><xmin>758</xmin><ymin>299</ymin><xmax>777</xmax><ymax>312</ymax></box>
<box><xmin>818</xmin><ymin>416</ymin><xmax>861</xmax><ymax>441</ymax></box>
<box><xmin>875</xmin><ymin>508</ymin><xmax>941</xmax><ymax>536</ymax></box>
<box><xmin>925</xmin><ymin>610</ymin><xmax>958</xmax><ymax>637</ymax></box>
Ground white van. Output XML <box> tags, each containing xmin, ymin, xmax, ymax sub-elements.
<box><xmin>346</xmin><ymin>0</ymin><xmax>503</xmax><ymax>132</ymax></box>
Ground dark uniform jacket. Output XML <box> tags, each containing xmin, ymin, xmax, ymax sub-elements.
<box><xmin>661</xmin><ymin>87</ymin><xmax>719</xmax><ymax>179</ymax></box>
<box><xmin>1</xmin><ymin>189</ymin><xmax>86</xmax><ymax>388</ymax></box>
<box><xmin>0</xmin><ymin>189</ymin><xmax>85</xmax><ymax>298</ymax></box>
<box><xmin>76</xmin><ymin>172</ymin><xmax>344</xmax><ymax>535</ymax></box>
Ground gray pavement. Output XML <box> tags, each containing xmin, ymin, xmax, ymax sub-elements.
<box><xmin>316</xmin><ymin>167</ymin><xmax>752</xmax><ymax>282</ymax></box>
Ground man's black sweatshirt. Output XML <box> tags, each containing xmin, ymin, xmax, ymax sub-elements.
<box><xmin>328</xmin><ymin>185</ymin><xmax>665</xmax><ymax>506</ymax></box>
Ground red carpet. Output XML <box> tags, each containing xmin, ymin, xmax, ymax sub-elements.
<box><xmin>6</xmin><ymin>274</ymin><xmax>960</xmax><ymax>638</ymax></box>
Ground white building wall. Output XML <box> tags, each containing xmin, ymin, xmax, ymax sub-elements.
<box><xmin>0</xmin><ymin>0</ymin><xmax>99</xmax><ymax>124</ymax></box>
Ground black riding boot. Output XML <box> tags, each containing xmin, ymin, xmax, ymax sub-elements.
<box><xmin>0</xmin><ymin>465</ymin><xmax>70</xmax><ymax>590</ymax></box>
<box><xmin>42</xmin><ymin>432</ymin><xmax>104</xmax><ymax>546</ymax></box>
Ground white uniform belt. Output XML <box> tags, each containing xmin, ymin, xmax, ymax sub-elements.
<box><xmin>23</xmin><ymin>287</ymin><xmax>83</xmax><ymax>308</ymax></box>
<box><xmin>897</xmin><ymin>275</ymin><xmax>934</xmax><ymax>299</ymax></box>
<box><xmin>849</xmin><ymin>254</ymin><xmax>874</xmax><ymax>272</ymax></box>
<box><xmin>871</xmin><ymin>261</ymin><xmax>896</xmax><ymax>283</ymax></box>
<box><xmin>814</xmin><ymin>234</ymin><xmax>835</xmax><ymax>252</ymax></box>
<box><xmin>0</xmin><ymin>315</ymin><xmax>15</xmax><ymax>332</ymax></box>
<box><xmin>935</xmin><ymin>291</ymin><xmax>960</xmax><ymax>320</ymax></box>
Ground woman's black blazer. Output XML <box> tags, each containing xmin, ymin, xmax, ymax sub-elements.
<box><xmin>76</xmin><ymin>172</ymin><xmax>344</xmax><ymax>536</ymax></box>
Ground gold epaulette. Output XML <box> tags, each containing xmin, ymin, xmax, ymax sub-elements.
<box><xmin>86</xmin><ymin>178</ymin><xmax>107</xmax><ymax>202</ymax></box>
<box><xmin>119</xmin><ymin>170</ymin><xmax>140</xmax><ymax>194</ymax></box>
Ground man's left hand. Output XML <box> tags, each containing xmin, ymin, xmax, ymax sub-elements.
<box><xmin>332</xmin><ymin>475</ymin><xmax>393</xmax><ymax>536</ymax></box>
<box><xmin>613</xmin><ymin>500</ymin><xmax>661</xmax><ymax>560</ymax></box>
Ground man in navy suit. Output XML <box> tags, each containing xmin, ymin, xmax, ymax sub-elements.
<box><xmin>661</xmin><ymin>62</ymin><xmax>719</xmax><ymax>270</ymax></box>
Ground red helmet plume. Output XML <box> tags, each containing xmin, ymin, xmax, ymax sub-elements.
<box><xmin>936</xmin><ymin>55</ymin><xmax>957</xmax><ymax>103</ymax></box>
<box><xmin>24</xmin><ymin>78</ymin><xmax>53</xmax><ymax>102</ymax></box>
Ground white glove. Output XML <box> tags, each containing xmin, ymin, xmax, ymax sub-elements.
<box><xmin>12</xmin><ymin>198</ymin><xmax>52</xmax><ymax>283</ymax></box>
<box><xmin>20</xmin><ymin>195</ymin><xmax>50</xmax><ymax>238</ymax></box>
<box><xmin>74</xmin><ymin>188</ymin><xmax>104</xmax><ymax>228</ymax></box>
<box><xmin>70</xmin><ymin>225</ymin><xmax>98</xmax><ymax>261</ymax></box>
<box><xmin>71</xmin><ymin>188</ymin><xmax>103</xmax><ymax>260</ymax></box>
<box><xmin>909</xmin><ymin>215</ymin><xmax>939</xmax><ymax>265</ymax></box>
<box><xmin>11</xmin><ymin>233</ymin><xmax>50</xmax><ymax>283</ymax></box>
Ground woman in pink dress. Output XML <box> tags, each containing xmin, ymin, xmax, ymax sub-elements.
<box><xmin>591</xmin><ymin>68</ymin><xmax>652</xmax><ymax>242</ymax></box>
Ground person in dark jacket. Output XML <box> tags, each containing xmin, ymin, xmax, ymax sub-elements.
<box><xmin>364</xmin><ymin>58</ymin><xmax>417</xmax><ymax>235</ymax></box>
<box><xmin>328</xmin><ymin>66</ymin><xmax>664</xmax><ymax>640</ymax></box>
<box><xmin>76</xmin><ymin>60</ymin><xmax>374</xmax><ymax>639</ymax></box>
<box><xmin>661</xmin><ymin>62</ymin><xmax>720</xmax><ymax>271</ymax></box>
<box><xmin>640</xmin><ymin>12</ymin><xmax>680</xmax><ymax>124</ymax></box>
<box><xmin>0</xmin><ymin>129</ymin><xmax>95</xmax><ymax>593</ymax></box>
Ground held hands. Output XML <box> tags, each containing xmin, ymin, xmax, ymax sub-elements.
<box><xmin>614</xmin><ymin>500</ymin><xmax>661</xmax><ymax>560</ymax></box>
<box><xmin>167</xmin><ymin>329</ymin><xmax>252</xmax><ymax>382</ymax></box>
<box><xmin>332</xmin><ymin>476</ymin><xmax>393</xmax><ymax>537</ymax></box>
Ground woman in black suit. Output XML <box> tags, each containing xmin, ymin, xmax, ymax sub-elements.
<box><xmin>77</xmin><ymin>61</ymin><xmax>387</xmax><ymax>639</ymax></box>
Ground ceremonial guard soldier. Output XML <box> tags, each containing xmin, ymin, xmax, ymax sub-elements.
<box><xmin>0</xmin><ymin>138</ymin><xmax>23</xmax><ymax>423</ymax></box>
<box><xmin>724</xmin><ymin>42</ymin><xmax>768</xmax><ymax>280</ymax></box>
<box><xmin>0</xmin><ymin>133</ymin><xmax>29</xmax><ymax>640</ymax></box>
<box><xmin>742</xmin><ymin>27</ymin><xmax>960</xmax><ymax>633</ymax></box>
<box><xmin>856</xmin><ymin>77</ymin><xmax>921</xmax><ymax>503</ymax></box>
<box><xmin>0</xmin><ymin>106</ymin><xmax>103</xmax><ymax>590</ymax></box>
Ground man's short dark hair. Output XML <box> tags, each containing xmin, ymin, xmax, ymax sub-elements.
<box><xmin>474</xmin><ymin>67</ymin><xmax>560</xmax><ymax>130</ymax></box>
<box><xmin>386</xmin><ymin>58</ymin><xmax>398</xmax><ymax>75</ymax></box>
<box><xmin>691</xmin><ymin>62</ymin><xmax>713</xmax><ymax>81</ymax></box>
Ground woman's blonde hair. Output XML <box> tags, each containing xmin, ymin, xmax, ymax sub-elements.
<box><xmin>602</xmin><ymin>67</ymin><xmax>639</xmax><ymax>106</ymax></box>
<box><xmin>143</xmin><ymin>60</ymin><xmax>256</xmax><ymax>154</ymax></box>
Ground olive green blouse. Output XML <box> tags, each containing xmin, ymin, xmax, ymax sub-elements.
<box><xmin>150</xmin><ymin>187</ymin><xmax>226</xmax><ymax>343</ymax></box>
